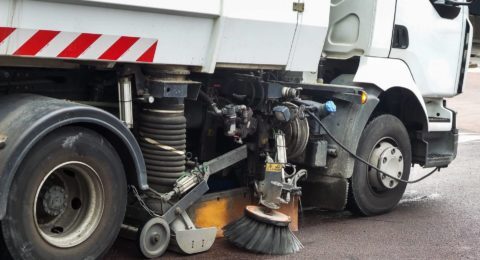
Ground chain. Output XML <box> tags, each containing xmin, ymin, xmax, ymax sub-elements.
<box><xmin>130</xmin><ymin>185</ymin><xmax>160</xmax><ymax>217</ymax></box>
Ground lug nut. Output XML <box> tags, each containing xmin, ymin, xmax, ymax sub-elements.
<box><xmin>391</xmin><ymin>149</ymin><xmax>396</xmax><ymax>155</ymax></box>
<box><xmin>383</xmin><ymin>157</ymin><xmax>387</xmax><ymax>164</ymax></box>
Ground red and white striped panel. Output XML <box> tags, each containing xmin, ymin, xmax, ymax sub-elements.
<box><xmin>0</xmin><ymin>27</ymin><xmax>158</xmax><ymax>63</ymax></box>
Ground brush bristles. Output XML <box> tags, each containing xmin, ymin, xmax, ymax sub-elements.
<box><xmin>223</xmin><ymin>215</ymin><xmax>303</xmax><ymax>255</ymax></box>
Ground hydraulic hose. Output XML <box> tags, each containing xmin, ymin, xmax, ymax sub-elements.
<box><xmin>198</xmin><ymin>90</ymin><xmax>222</xmax><ymax>115</ymax></box>
<box><xmin>306</xmin><ymin>111</ymin><xmax>441</xmax><ymax>184</ymax></box>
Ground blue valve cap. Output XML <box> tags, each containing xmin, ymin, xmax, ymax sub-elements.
<box><xmin>325</xmin><ymin>101</ymin><xmax>336</xmax><ymax>113</ymax></box>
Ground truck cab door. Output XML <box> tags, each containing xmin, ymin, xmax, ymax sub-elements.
<box><xmin>389</xmin><ymin>0</ymin><xmax>472</xmax><ymax>97</ymax></box>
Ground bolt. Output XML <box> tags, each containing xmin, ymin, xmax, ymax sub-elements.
<box><xmin>175</xmin><ymin>207</ymin><xmax>182</xmax><ymax>215</ymax></box>
<box><xmin>147</xmin><ymin>96</ymin><xmax>155</xmax><ymax>103</ymax></box>
<box><xmin>398</xmin><ymin>172</ymin><xmax>402</xmax><ymax>178</ymax></box>
<box><xmin>399</xmin><ymin>156</ymin><xmax>403</xmax><ymax>162</ymax></box>
<box><xmin>383</xmin><ymin>157</ymin><xmax>388</xmax><ymax>164</ymax></box>
<box><xmin>391</xmin><ymin>149</ymin><xmax>396</xmax><ymax>155</ymax></box>
<box><xmin>151</xmin><ymin>234</ymin><xmax>161</xmax><ymax>244</ymax></box>
<box><xmin>390</xmin><ymin>180</ymin><xmax>395</xmax><ymax>187</ymax></box>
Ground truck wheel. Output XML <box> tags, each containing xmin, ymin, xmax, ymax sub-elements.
<box><xmin>1</xmin><ymin>126</ymin><xmax>127</xmax><ymax>260</ymax></box>
<box><xmin>347</xmin><ymin>115</ymin><xmax>411</xmax><ymax>216</ymax></box>
<box><xmin>0</xmin><ymin>230</ymin><xmax>11</xmax><ymax>259</ymax></box>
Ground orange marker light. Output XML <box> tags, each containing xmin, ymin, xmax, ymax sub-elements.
<box><xmin>361</xmin><ymin>91</ymin><xmax>368</xmax><ymax>104</ymax></box>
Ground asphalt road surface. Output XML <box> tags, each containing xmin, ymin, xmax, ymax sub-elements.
<box><xmin>107</xmin><ymin>72</ymin><xmax>480</xmax><ymax>259</ymax></box>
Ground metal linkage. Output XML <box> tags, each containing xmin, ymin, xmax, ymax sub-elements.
<box><xmin>132</xmin><ymin>145</ymin><xmax>248</xmax><ymax>258</ymax></box>
<box><xmin>132</xmin><ymin>145</ymin><xmax>248</xmax><ymax>218</ymax></box>
<box><xmin>118</xmin><ymin>77</ymin><xmax>134</xmax><ymax>128</ymax></box>
<box><xmin>256</xmin><ymin>131</ymin><xmax>306</xmax><ymax>210</ymax></box>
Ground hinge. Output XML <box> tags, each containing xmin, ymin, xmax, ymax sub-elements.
<box><xmin>293</xmin><ymin>2</ymin><xmax>305</xmax><ymax>13</ymax></box>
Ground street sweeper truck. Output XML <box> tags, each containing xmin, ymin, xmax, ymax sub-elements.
<box><xmin>0</xmin><ymin>0</ymin><xmax>474</xmax><ymax>258</ymax></box>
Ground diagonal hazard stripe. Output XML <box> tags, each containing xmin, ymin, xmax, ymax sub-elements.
<box><xmin>137</xmin><ymin>41</ymin><xmax>157</xmax><ymax>62</ymax></box>
<box><xmin>13</xmin><ymin>30</ymin><xmax>60</xmax><ymax>56</ymax></box>
<box><xmin>0</xmin><ymin>27</ymin><xmax>15</xmax><ymax>44</ymax></box>
<box><xmin>3</xmin><ymin>27</ymin><xmax>157</xmax><ymax>63</ymax></box>
<box><xmin>98</xmin><ymin>36</ymin><xmax>139</xmax><ymax>61</ymax></box>
<box><xmin>57</xmin><ymin>33</ymin><xmax>101</xmax><ymax>58</ymax></box>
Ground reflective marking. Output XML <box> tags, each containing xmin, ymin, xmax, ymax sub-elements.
<box><xmin>142</xmin><ymin>136</ymin><xmax>185</xmax><ymax>156</ymax></box>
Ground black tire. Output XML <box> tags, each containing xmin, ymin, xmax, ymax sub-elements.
<box><xmin>1</xmin><ymin>126</ymin><xmax>127</xmax><ymax>260</ymax></box>
<box><xmin>0</xmin><ymin>229</ymin><xmax>12</xmax><ymax>260</ymax></box>
<box><xmin>347</xmin><ymin>114</ymin><xmax>411</xmax><ymax>216</ymax></box>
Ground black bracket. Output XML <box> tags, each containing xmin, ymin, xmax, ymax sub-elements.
<box><xmin>146</xmin><ymin>79</ymin><xmax>201</xmax><ymax>100</ymax></box>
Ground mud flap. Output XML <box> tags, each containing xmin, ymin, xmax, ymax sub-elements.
<box><xmin>301</xmin><ymin>176</ymin><xmax>349</xmax><ymax>211</ymax></box>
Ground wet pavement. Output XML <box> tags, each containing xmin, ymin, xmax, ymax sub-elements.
<box><xmin>107</xmin><ymin>72</ymin><xmax>480</xmax><ymax>259</ymax></box>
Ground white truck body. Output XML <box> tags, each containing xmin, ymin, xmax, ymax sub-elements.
<box><xmin>0</xmin><ymin>0</ymin><xmax>330</xmax><ymax>72</ymax></box>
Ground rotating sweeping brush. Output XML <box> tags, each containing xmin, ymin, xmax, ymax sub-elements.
<box><xmin>223</xmin><ymin>205</ymin><xmax>303</xmax><ymax>255</ymax></box>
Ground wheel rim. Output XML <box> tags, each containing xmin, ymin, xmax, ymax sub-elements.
<box><xmin>33</xmin><ymin>161</ymin><xmax>105</xmax><ymax>248</ymax></box>
<box><xmin>367</xmin><ymin>138</ymin><xmax>404</xmax><ymax>193</ymax></box>
<box><xmin>139</xmin><ymin>217</ymin><xmax>170</xmax><ymax>258</ymax></box>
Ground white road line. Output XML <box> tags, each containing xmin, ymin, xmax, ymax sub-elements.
<box><xmin>468</xmin><ymin>67</ymin><xmax>480</xmax><ymax>73</ymax></box>
<box><xmin>399</xmin><ymin>193</ymin><xmax>441</xmax><ymax>204</ymax></box>
<box><xmin>459</xmin><ymin>132</ymin><xmax>480</xmax><ymax>144</ymax></box>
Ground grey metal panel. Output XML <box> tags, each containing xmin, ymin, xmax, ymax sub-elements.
<box><xmin>309</xmin><ymin>95</ymin><xmax>379</xmax><ymax>180</ymax></box>
<box><xmin>324</xmin><ymin>0</ymin><xmax>377</xmax><ymax>59</ymax></box>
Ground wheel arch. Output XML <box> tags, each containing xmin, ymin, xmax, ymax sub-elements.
<box><xmin>0</xmin><ymin>94</ymin><xmax>148</xmax><ymax>220</ymax></box>
<box><xmin>354</xmin><ymin>56</ymin><xmax>429</xmax><ymax>132</ymax></box>
<box><xmin>373</xmin><ymin>86</ymin><xmax>428</xmax><ymax>135</ymax></box>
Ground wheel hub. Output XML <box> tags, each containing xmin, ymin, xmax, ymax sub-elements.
<box><xmin>34</xmin><ymin>162</ymin><xmax>105</xmax><ymax>248</ymax></box>
<box><xmin>244</xmin><ymin>205</ymin><xmax>291</xmax><ymax>227</ymax></box>
<box><xmin>139</xmin><ymin>217</ymin><xmax>170</xmax><ymax>258</ymax></box>
<box><xmin>42</xmin><ymin>185</ymin><xmax>67</xmax><ymax>216</ymax></box>
<box><xmin>368</xmin><ymin>142</ymin><xmax>404</xmax><ymax>190</ymax></box>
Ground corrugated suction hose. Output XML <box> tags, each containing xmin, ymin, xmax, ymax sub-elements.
<box><xmin>139</xmin><ymin>104</ymin><xmax>186</xmax><ymax>186</ymax></box>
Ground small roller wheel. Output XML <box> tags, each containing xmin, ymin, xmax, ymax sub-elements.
<box><xmin>138</xmin><ymin>217</ymin><xmax>170</xmax><ymax>258</ymax></box>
